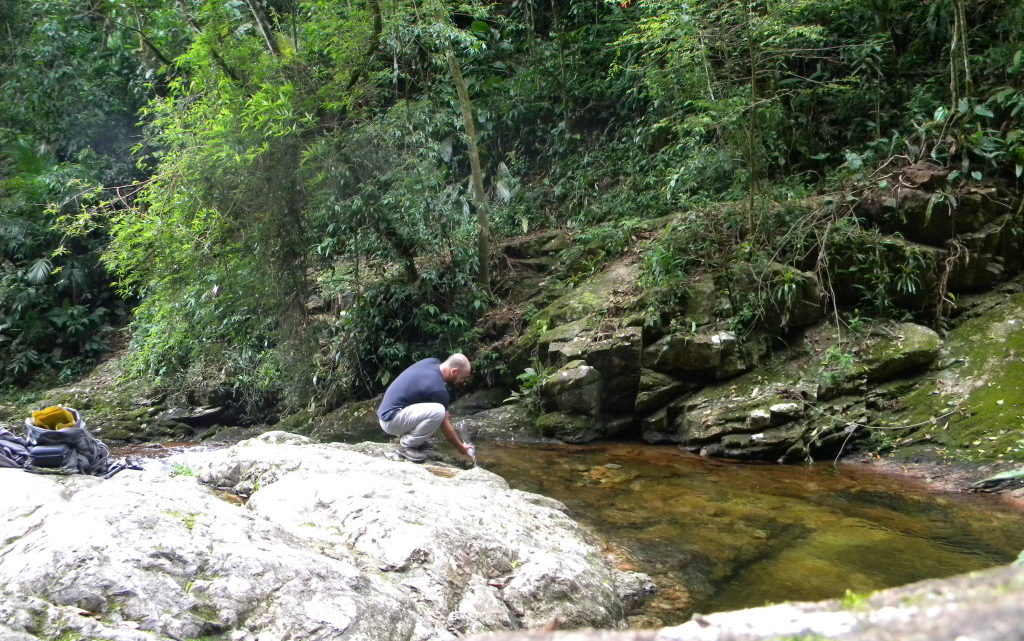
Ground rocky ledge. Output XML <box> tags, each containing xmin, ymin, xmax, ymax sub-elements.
<box><xmin>469</xmin><ymin>561</ymin><xmax>1024</xmax><ymax>641</ymax></box>
<box><xmin>0</xmin><ymin>432</ymin><xmax>653</xmax><ymax>641</ymax></box>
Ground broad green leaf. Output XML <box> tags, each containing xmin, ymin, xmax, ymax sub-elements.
<box><xmin>974</xmin><ymin>104</ymin><xmax>995</xmax><ymax>118</ymax></box>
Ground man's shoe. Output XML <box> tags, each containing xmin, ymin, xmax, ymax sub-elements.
<box><xmin>396</xmin><ymin>444</ymin><xmax>428</xmax><ymax>463</ymax></box>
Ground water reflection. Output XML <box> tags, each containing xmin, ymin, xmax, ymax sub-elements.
<box><xmin>480</xmin><ymin>441</ymin><xmax>1024</xmax><ymax>625</ymax></box>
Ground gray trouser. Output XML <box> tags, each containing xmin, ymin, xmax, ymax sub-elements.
<box><xmin>379</xmin><ymin>403</ymin><xmax>446</xmax><ymax>448</ymax></box>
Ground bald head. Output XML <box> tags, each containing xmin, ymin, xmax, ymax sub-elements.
<box><xmin>440</xmin><ymin>353</ymin><xmax>471</xmax><ymax>385</ymax></box>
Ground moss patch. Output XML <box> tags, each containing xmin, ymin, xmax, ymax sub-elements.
<box><xmin>874</xmin><ymin>291</ymin><xmax>1024</xmax><ymax>462</ymax></box>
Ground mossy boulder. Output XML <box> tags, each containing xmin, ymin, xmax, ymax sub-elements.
<box><xmin>642</xmin><ymin>330</ymin><xmax>770</xmax><ymax>381</ymax></box>
<box><xmin>526</xmin><ymin>258</ymin><xmax>641</xmax><ymax>337</ymax></box>
<box><xmin>635</xmin><ymin>370</ymin><xmax>690</xmax><ymax>416</ymax></box>
<box><xmin>459</xmin><ymin>405</ymin><xmax>534</xmax><ymax>442</ymax></box>
<box><xmin>279</xmin><ymin>398</ymin><xmax>387</xmax><ymax>444</ymax></box>
<box><xmin>759</xmin><ymin>263</ymin><xmax>824</xmax><ymax>331</ymax></box>
<box><xmin>858</xmin><ymin>323</ymin><xmax>942</xmax><ymax>383</ymax></box>
<box><xmin>539</xmin><ymin>361</ymin><xmax>602</xmax><ymax>417</ymax></box>
<box><xmin>536</xmin><ymin>412</ymin><xmax>603</xmax><ymax>444</ymax></box>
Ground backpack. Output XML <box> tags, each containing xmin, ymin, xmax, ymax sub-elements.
<box><xmin>24</xmin><ymin>407</ymin><xmax>111</xmax><ymax>475</ymax></box>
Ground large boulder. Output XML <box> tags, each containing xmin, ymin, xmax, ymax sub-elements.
<box><xmin>545</xmin><ymin>326</ymin><xmax>644</xmax><ymax>416</ymax></box>
<box><xmin>636</xmin><ymin>320</ymin><xmax>938</xmax><ymax>461</ymax></box>
<box><xmin>642</xmin><ymin>330</ymin><xmax>770</xmax><ymax>381</ymax></box>
<box><xmin>530</xmin><ymin>258</ymin><xmax>642</xmax><ymax>331</ymax></box>
<box><xmin>536</xmin><ymin>411</ymin><xmax>605</xmax><ymax>443</ymax></box>
<box><xmin>456</xmin><ymin>405</ymin><xmax>537</xmax><ymax>443</ymax></box>
<box><xmin>635</xmin><ymin>370</ymin><xmax>689</xmax><ymax>417</ymax></box>
<box><xmin>540</xmin><ymin>360</ymin><xmax>603</xmax><ymax>417</ymax></box>
<box><xmin>0</xmin><ymin>432</ymin><xmax>652</xmax><ymax>641</ymax></box>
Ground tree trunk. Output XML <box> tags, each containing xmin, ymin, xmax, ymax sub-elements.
<box><xmin>446</xmin><ymin>48</ymin><xmax>491</xmax><ymax>293</ymax></box>
<box><xmin>244</xmin><ymin>0</ymin><xmax>281</xmax><ymax>58</ymax></box>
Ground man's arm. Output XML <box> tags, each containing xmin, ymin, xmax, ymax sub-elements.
<box><xmin>439</xmin><ymin>413</ymin><xmax>470</xmax><ymax>456</ymax></box>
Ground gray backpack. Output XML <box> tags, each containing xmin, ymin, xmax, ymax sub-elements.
<box><xmin>24</xmin><ymin>408</ymin><xmax>111</xmax><ymax>475</ymax></box>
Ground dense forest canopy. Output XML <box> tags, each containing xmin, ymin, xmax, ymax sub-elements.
<box><xmin>2</xmin><ymin>0</ymin><xmax>1022</xmax><ymax>416</ymax></box>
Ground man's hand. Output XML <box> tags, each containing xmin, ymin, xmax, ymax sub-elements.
<box><xmin>440</xmin><ymin>413</ymin><xmax>472</xmax><ymax>458</ymax></box>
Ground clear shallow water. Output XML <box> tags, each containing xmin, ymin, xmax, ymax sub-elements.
<box><xmin>478</xmin><ymin>441</ymin><xmax>1024</xmax><ymax>625</ymax></box>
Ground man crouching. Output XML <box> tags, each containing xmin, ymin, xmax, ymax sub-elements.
<box><xmin>376</xmin><ymin>353</ymin><xmax>473</xmax><ymax>463</ymax></box>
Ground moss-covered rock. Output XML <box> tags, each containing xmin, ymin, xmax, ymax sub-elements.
<box><xmin>278</xmin><ymin>397</ymin><xmax>387</xmax><ymax>444</ymax></box>
<box><xmin>459</xmin><ymin>405</ymin><xmax>535</xmax><ymax>442</ymax></box>
<box><xmin>870</xmin><ymin>286</ymin><xmax>1024</xmax><ymax>462</ymax></box>
<box><xmin>525</xmin><ymin>257</ymin><xmax>642</xmax><ymax>339</ymax></box>
<box><xmin>642</xmin><ymin>330</ymin><xmax>770</xmax><ymax>381</ymax></box>
<box><xmin>858</xmin><ymin>323</ymin><xmax>942</xmax><ymax>383</ymax></box>
<box><xmin>636</xmin><ymin>370</ymin><xmax>689</xmax><ymax>416</ymax></box>
<box><xmin>536</xmin><ymin>411</ymin><xmax>603</xmax><ymax>443</ymax></box>
<box><xmin>540</xmin><ymin>361</ymin><xmax>602</xmax><ymax>417</ymax></box>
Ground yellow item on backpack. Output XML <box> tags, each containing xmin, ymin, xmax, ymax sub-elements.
<box><xmin>30</xmin><ymin>406</ymin><xmax>77</xmax><ymax>430</ymax></box>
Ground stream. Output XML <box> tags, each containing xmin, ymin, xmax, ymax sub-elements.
<box><xmin>478</xmin><ymin>441</ymin><xmax>1024</xmax><ymax>625</ymax></box>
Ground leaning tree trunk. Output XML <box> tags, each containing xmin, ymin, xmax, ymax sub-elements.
<box><xmin>446</xmin><ymin>48</ymin><xmax>491</xmax><ymax>293</ymax></box>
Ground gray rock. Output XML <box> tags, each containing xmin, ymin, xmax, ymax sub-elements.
<box><xmin>572</xmin><ymin>326</ymin><xmax>643</xmax><ymax>415</ymax></box>
<box><xmin>746</xmin><ymin>408</ymin><xmax>772</xmax><ymax>429</ymax></box>
<box><xmin>542</xmin><ymin>325</ymin><xmax>643</xmax><ymax>417</ymax></box>
<box><xmin>539</xmin><ymin>318</ymin><xmax>592</xmax><ymax>355</ymax></box>
<box><xmin>540</xmin><ymin>361</ymin><xmax>602</xmax><ymax>417</ymax></box>
<box><xmin>536</xmin><ymin>412</ymin><xmax>603</xmax><ymax>443</ymax></box>
<box><xmin>451</xmin><ymin>389</ymin><xmax>512</xmax><ymax>416</ymax></box>
<box><xmin>769</xmin><ymin>402</ymin><xmax>804</xmax><ymax>423</ymax></box>
<box><xmin>458</xmin><ymin>405</ymin><xmax>535</xmax><ymax>442</ymax></box>
<box><xmin>640</xmin><ymin>408</ymin><xmax>671</xmax><ymax>443</ymax></box>
<box><xmin>636</xmin><ymin>370</ymin><xmax>688</xmax><ymax>416</ymax></box>
<box><xmin>643</xmin><ymin>331</ymin><xmax>769</xmax><ymax>381</ymax></box>
<box><xmin>0</xmin><ymin>432</ymin><xmax>650</xmax><ymax>641</ymax></box>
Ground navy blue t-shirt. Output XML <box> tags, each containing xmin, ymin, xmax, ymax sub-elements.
<box><xmin>377</xmin><ymin>358</ymin><xmax>450</xmax><ymax>421</ymax></box>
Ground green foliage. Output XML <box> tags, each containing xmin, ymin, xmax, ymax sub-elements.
<box><xmin>557</xmin><ymin>217</ymin><xmax>646</xmax><ymax>282</ymax></box>
<box><xmin>169</xmin><ymin>462</ymin><xmax>195</xmax><ymax>477</ymax></box>
<box><xmin>0</xmin><ymin>143</ymin><xmax>126</xmax><ymax>384</ymax></box>
<box><xmin>0</xmin><ymin>0</ymin><xmax>145</xmax><ymax>385</ymax></box>
<box><xmin>5</xmin><ymin>0</ymin><xmax>1023</xmax><ymax>418</ymax></box>
<box><xmin>840</xmin><ymin>588</ymin><xmax>872</xmax><ymax>609</ymax></box>
<box><xmin>504</xmin><ymin>365</ymin><xmax>549</xmax><ymax>418</ymax></box>
<box><xmin>317</xmin><ymin>250</ymin><xmax>487</xmax><ymax>400</ymax></box>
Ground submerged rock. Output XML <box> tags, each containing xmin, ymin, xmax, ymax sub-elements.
<box><xmin>0</xmin><ymin>432</ymin><xmax>652</xmax><ymax>641</ymax></box>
